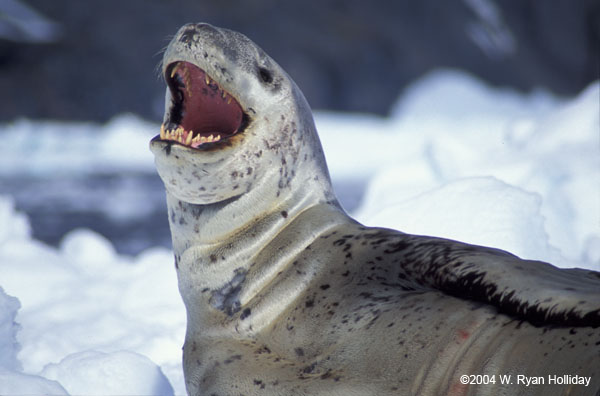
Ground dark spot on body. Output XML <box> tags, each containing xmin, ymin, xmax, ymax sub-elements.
<box><xmin>253</xmin><ymin>379</ymin><xmax>265</xmax><ymax>389</ymax></box>
<box><xmin>241</xmin><ymin>308</ymin><xmax>252</xmax><ymax>320</ymax></box>
<box><xmin>281</xmin><ymin>210</ymin><xmax>288</xmax><ymax>218</ymax></box>
<box><xmin>223</xmin><ymin>355</ymin><xmax>242</xmax><ymax>364</ymax></box>
<box><xmin>303</xmin><ymin>362</ymin><xmax>317</xmax><ymax>374</ymax></box>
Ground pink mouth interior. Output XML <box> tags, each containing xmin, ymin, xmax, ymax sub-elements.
<box><xmin>163</xmin><ymin>61</ymin><xmax>245</xmax><ymax>148</ymax></box>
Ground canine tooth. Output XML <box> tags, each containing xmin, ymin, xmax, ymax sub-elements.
<box><xmin>222</xmin><ymin>91</ymin><xmax>227</xmax><ymax>99</ymax></box>
<box><xmin>205</xmin><ymin>74</ymin><xmax>211</xmax><ymax>85</ymax></box>
<box><xmin>192</xmin><ymin>134</ymin><xmax>201</xmax><ymax>143</ymax></box>
<box><xmin>170</xmin><ymin>63</ymin><xmax>180</xmax><ymax>78</ymax></box>
<box><xmin>185</xmin><ymin>131</ymin><xmax>193</xmax><ymax>145</ymax></box>
<box><xmin>207</xmin><ymin>134</ymin><xmax>214</xmax><ymax>142</ymax></box>
<box><xmin>227</xmin><ymin>97</ymin><xmax>232</xmax><ymax>104</ymax></box>
<box><xmin>160</xmin><ymin>124</ymin><xmax>166</xmax><ymax>139</ymax></box>
<box><xmin>215</xmin><ymin>134</ymin><xmax>221</xmax><ymax>141</ymax></box>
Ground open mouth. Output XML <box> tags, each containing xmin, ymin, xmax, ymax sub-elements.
<box><xmin>160</xmin><ymin>61</ymin><xmax>249</xmax><ymax>149</ymax></box>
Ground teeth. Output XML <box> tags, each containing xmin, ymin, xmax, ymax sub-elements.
<box><xmin>160</xmin><ymin>125</ymin><xmax>223</xmax><ymax>147</ymax></box>
<box><xmin>170</xmin><ymin>63</ymin><xmax>180</xmax><ymax>78</ymax></box>
<box><xmin>227</xmin><ymin>97</ymin><xmax>232</xmax><ymax>104</ymax></box>
<box><xmin>222</xmin><ymin>91</ymin><xmax>227</xmax><ymax>99</ymax></box>
<box><xmin>205</xmin><ymin>74</ymin><xmax>211</xmax><ymax>85</ymax></box>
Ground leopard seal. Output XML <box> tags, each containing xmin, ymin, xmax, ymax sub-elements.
<box><xmin>150</xmin><ymin>23</ymin><xmax>600</xmax><ymax>396</ymax></box>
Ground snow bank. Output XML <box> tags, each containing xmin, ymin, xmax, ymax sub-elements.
<box><xmin>318</xmin><ymin>71</ymin><xmax>599</xmax><ymax>268</ymax></box>
<box><xmin>0</xmin><ymin>114</ymin><xmax>156</xmax><ymax>176</ymax></box>
<box><xmin>0</xmin><ymin>196</ymin><xmax>185</xmax><ymax>394</ymax></box>
<box><xmin>0</xmin><ymin>287</ymin><xmax>21</xmax><ymax>371</ymax></box>
<box><xmin>41</xmin><ymin>350</ymin><xmax>173</xmax><ymax>396</ymax></box>
<box><xmin>0</xmin><ymin>370</ymin><xmax>67</xmax><ymax>396</ymax></box>
<box><xmin>357</xmin><ymin>176</ymin><xmax>561</xmax><ymax>264</ymax></box>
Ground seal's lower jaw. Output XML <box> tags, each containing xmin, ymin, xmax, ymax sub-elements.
<box><xmin>154</xmin><ymin>61</ymin><xmax>249</xmax><ymax>150</ymax></box>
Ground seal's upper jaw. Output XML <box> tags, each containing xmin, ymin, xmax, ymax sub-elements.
<box><xmin>156</xmin><ymin>61</ymin><xmax>249</xmax><ymax>149</ymax></box>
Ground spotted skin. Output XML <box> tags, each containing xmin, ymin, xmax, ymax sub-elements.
<box><xmin>151</xmin><ymin>23</ymin><xmax>600</xmax><ymax>396</ymax></box>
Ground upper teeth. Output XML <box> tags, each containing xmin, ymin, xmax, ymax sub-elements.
<box><xmin>170</xmin><ymin>64</ymin><xmax>180</xmax><ymax>78</ymax></box>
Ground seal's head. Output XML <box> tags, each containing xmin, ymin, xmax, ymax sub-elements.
<box><xmin>150</xmin><ymin>23</ymin><xmax>334</xmax><ymax>206</ymax></box>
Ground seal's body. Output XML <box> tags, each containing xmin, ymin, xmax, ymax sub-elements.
<box><xmin>151</xmin><ymin>23</ymin><xmax>600</xmax><ymax>395</ymax></box>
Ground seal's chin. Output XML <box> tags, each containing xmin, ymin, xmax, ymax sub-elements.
<box><xmin>156</xmin><ymin>61</ymin><xmax>249</xmax><ymax>149</ymax></box>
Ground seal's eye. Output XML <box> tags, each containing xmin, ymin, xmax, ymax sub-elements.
<box><xmin>258</xmin><ymin>67</ymin><xmax>273</xmax><ymax>84</ymax></box>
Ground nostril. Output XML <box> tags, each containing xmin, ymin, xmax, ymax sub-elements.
<box><xmin>179</xmin><ymin>26</ymin><xmax>197</xmax><ymax>44</ymax></box>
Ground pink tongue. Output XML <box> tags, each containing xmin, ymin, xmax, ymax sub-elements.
<box><xmin>177</xmin><ymin>62</ymin><xmax>243</xmax><ymax>137</ymax></box>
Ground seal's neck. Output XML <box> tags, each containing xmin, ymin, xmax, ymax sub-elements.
<box><xmin>167</xmin><ymin>163</ymin><xmax>336</xmax><ymax>252</ymax></box>
<box><xmin>166</xmin><ymin>155</ymin><xmax>340</xmax><ymax>293</ymax></box>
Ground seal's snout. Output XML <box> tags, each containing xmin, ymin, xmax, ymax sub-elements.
<box><xmin>178</xmin><ymin>23</ymin><xmax>221</xmax><ymax>46</ymax></box>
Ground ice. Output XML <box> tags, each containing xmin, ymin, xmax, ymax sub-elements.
<box><xmin>40</xmin><ymin>350</ymin><xmax>173</xmax><ymax>396</ymax></box>
<box><xmin>0</xmin><ymin>114</ymin><xmax>156</xmax><ymax>176</ymax></box>
<box><xmin>355</xmin><ymin>176</ymin><xmax>562</xmax><ymax>264</ymax></box>
<box><xmin>0</xmin><ymin>370</ymin><xmax>67</xmax><ymax>396</ymax></box>
<box><xmin>0</xmin><ymin>196</ymin><xmax>186</xmax><ymax>394</ymax></box>
<box><xmin>0</xmin><ymin>287</ymin><xmax>21</xmax><ymax>371</ymax></box>
<box><xmin>0</xmin><ymin>196</ymin><xmax>30</xmax><ymax>243</ymax></box>
<box><xmin>0</xmin><ymin>70</ymin><xmax>598</xmax><ymax>394</ymax></box>
<box><xmin>318</xmin><ymin>71</ymin><xmax>599</xmax><ymax>268</ymax></box>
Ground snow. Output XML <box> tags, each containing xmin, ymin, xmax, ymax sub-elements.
<box><xmin>0</xmin><ymin>286</ymin><xmax>21</xmax><ymax>371</ymax></box>
<box><xmin>0</xmin><ymin>69</ymin><xmax>598</xmax><ymax>395</ymax></box>
<box><xmin>40</xmin><ymin>350</ymin><xmax>173</xmax><ymax>396</ymax></box>
<box><xmin>0</xmin><ymin>114</ymin><xmax>155</xmax><ymax>176</ymax></box>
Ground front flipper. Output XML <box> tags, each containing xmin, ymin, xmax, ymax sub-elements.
<box><xmin>372</xmin><ymin>229</ymin><xmax>600</xmax><ymax>327</ymax></box>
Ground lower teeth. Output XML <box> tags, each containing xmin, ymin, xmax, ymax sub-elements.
<box><xmin>160</xmin><ymin>125</ymin><xmax>221</xmax><ymax>146</ymax></box>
